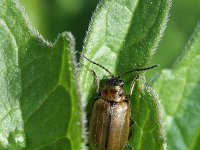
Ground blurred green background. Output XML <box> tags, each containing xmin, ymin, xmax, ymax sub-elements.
<box><xmin>20</xmin><ymin>0</ymin><xmax>200</xmax><ymax>78</ymax></box>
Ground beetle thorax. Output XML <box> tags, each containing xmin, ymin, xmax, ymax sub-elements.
<box><xmin>101</xmin><ymin>85</ymin><xmax>126</xmax><ymax>102</ymax></box>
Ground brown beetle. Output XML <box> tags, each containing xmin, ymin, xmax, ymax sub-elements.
<box><xmin>83</xmin><ymin>55</ymin><xmax>158</xmax><ymax>150</ymax></box>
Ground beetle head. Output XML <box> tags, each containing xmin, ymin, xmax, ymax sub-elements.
<box><xmin>102</xmin><ymin>79</ymin><xmax>126</xmax><ymax>102</ymax></box>
<box><xmin>106</xmin><ymin>78</ymin><xmax>124</xmax><ymax>87</ymax></box>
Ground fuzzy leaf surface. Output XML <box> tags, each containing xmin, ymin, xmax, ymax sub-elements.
<box><xmin>152</xmin><ymin>24</ymin><xmax>200</xmax><ymax>150</ymax></box>
<box><xmin>0</xmin><ymin>0</ymin><xmax>82</xmax><ymax>149</ymax></box>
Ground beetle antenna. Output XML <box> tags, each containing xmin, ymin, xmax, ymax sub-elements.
<box><xmin>117</xmin><ymin>64</ymin><xmax>159</xmax><ymax>78</ymax></box>
<box><xmin>82</xmin><ymin>55</ymin><xmax>114</xmax><ymax>77</ymax></box>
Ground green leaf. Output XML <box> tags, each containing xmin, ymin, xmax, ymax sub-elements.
<box><xmin>152</xmin><ymin>24</ymin><xmax>200</xmax><ymax>150</ymax></box>
<box><xmin>0</xmin><ymin>0</ymin><xmax>83</xmax><ymax>149</ymax></box>
<box><xmin>130</xmin><ymin>84</ymin><xmax>166</xmax><ymax>150</ymax></box>
<box><xmin>79</xmin><ymin>0</ymin><xmax>171</xmax><ymax>149</ymax></box>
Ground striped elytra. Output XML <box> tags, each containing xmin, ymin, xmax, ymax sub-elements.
<box><xmin>89</xmin><ymin>98</ymin><xmax>130</xmax><ymax>150</ymax></box>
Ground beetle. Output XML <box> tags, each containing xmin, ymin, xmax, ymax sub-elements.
<box><xmin>82</xmin><ymin>55</ymin><xmax>158</xmax><ymax>150</ymax></box>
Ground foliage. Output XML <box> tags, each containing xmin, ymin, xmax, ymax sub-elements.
<box><xmin>0</xmin><ymin>0</ymin><xmax>82</xmax><ymax>149</ymax></box>
<box><xmin>152</xmin><ymin>24</ymin><xmax>200</xmax><ymax>150</ymax></box>
<box><xmin>0</xmin><ymin>0</ymin><xmax>199</xmax><ymax>150</ymax></box>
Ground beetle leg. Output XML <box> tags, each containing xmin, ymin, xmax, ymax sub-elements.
<box><xmin>130</xmin><ymin>117</ymin><xmax>134</xmax><ymax>130</ymax></box>
<box><xmin>94</xmin><ymin>97</ymin><xmax>99</xmax><ymax>102</ymax></box>
<box><xmin>92</xmin><ymin>70</ymin><xmax>100</xmax><ymax>95</ymax></box>
<box><xmin>130</xmin><ymin>74</ymin><xmax>140</xmax><ymax>96</ymax></box>
<box><xmin>129</xmin><ymin>118</ymin><xmax>134</xmax><ymax>139</ymax></box>
<box><xmin>126</xmin><ymin>143</ymin><xmax>134</xmax><ymax>150</ymax></box>
<box><xmin>127</xmin><ymin>118</ymin><xmax>134</xmax><ymax>149</ymax></box>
